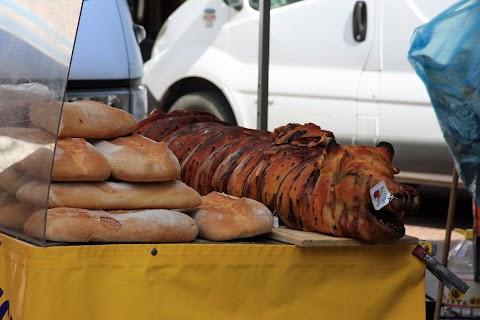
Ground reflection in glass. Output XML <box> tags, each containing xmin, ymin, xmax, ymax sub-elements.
<box><xmin>0</xmin><ymin>0</ymin><xmax>83</xmax><ymax>245</ymax></box>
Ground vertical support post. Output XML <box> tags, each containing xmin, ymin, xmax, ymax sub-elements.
<box><xmin>474</xmin><ymin>197</ymin><xmax>479</xmax><ymax>282</ymax></box>
<box><xmin>433</xmin><ymin>167</ymin><xmax>458</xmax><ymax>320</ymax></box>
<box><xmin>257</xmin><ymin>0</ymin><xmax>270</xmax><ymax>130</ymax></box>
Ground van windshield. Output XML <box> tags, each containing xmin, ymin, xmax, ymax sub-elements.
<box><xmin>249</xmin><ymin>0</ymin><xmax>304</xmax><ymax>10</ymax></box>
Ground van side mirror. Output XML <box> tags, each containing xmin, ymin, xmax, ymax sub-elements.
<box><xmin>133</xmin><ymin>23</ymin><xmax>146</xmax><ymax>44</ymax></box>
<box><xmin>224</xmin><ymin>0</ymin><xmax>243</xmax><ymax>10</ymax></box>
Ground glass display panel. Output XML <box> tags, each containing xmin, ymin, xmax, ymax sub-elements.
<box><xmin>0</xmin><ymin>0</ymin><xmax>83</xmax><ymax>245</ymax></box>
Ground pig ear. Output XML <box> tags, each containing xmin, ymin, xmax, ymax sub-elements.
<box><xmin>376</xmin><ymin>141</ymin><xmax>395</xmax><ymax>162</ymax></box>
<box><xmin>326</xmin><ymin>139</ymin><xmax>340</xmax><ymax>156</ymax></box>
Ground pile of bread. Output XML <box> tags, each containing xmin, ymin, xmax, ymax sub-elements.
<box><xmin>0</xmin><ymin>100</ymin><xmax>274</xmax><ymax>243</ymax></box>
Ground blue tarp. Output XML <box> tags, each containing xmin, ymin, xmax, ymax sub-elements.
<box><xmin>408</xmin><ymin>0</ymin><xmax>480</xmax><ymax>204</ymax></box>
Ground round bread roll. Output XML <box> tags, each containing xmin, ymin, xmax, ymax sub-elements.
<box><xmin>91</xmin><ymin>134</ymin><xmax>180</xmax><ymax>182</ymax></box>
<box><xmin>52</xmin><ymin>138</ymin><xmax>111</xmax><ymax>181</ymax></box>
<box><xmin>15</xmin><ymin>138</ymin><xmax>112</xmax><ymax>181</ymax></box>
<box><xmin>181</xmin><ymin>192</ymin><xmax>274</xmax><ymax>241</ymax></box>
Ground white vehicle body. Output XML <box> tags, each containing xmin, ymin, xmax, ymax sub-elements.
<box><xmin>67</xmin><ymin>0</ymin><xmax>147</xmax><ymax>120</ymax></box>
<box><xmin>143</xmin><ymin>0</ymin><xmax>458</xmax><ymax>177</ymax></box>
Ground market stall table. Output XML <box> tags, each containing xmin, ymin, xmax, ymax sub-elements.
<box><xmin>0</xmin><ymin>229</ymin><xmax>425</xmax><ymax>320</ymax></box>
<box><xmin>0</xmin><ymin>1</ymin><xmax>427</xmax><ymax>319</ymax></box>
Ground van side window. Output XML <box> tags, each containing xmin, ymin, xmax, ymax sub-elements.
<box><xmin>249</xmin><ymin>0</ymin><xmax>304</xmax><ymax>10</ymax></box>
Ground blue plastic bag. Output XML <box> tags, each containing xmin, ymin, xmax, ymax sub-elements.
<box><xmin>408</xmin><ymin>0</ymin><xmax>480</xmax><ymax>203</ymax></box>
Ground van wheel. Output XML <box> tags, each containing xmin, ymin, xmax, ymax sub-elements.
<box><xmin>169</xmin><ymin>91</ymin><xmax>237</xmax><ymax>124</ymax></box>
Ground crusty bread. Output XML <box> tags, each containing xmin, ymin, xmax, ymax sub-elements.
<box><xmin>15</xmin><ymin>138</ymin><xmax>112</xmax><ymax>181</ymax></box>
<box><xmin>13</xmin><ymin>146</ymin><xmax>53</xmax><ymax>179</ymax></box>
<box><xmin>52</xmin><ymin>138</ymin><xmax>111</xmax><ymax>181</ymax></box>
<box><xmin>0</xmin><ymin>166</ymin><xmax>38</xmax><ymax>195</ymax></box>
<box><xmin>17</xmin><ymin>180</ymin><xmax>202</xmax><ymax>210</ymax></box>
<box><xmin>0</xmin><ymin>127</ymin><xmax>54</xmax><ymax>144</ymax></box>
<box><xmin>0</xmin><ymin>127</ymin><xmax>55</xmax><ymax>170</ymax></box>
<box><xmin>181</xmin><ymin>192</ymin><xmax>274</xmax><ymax>241</ymax></box>
<box><xmin>27</xmin><ymin>100</ymin><xmax>62</xmax><ymax>135</ymax></box>
<box><xmin>0</xmin><ymin>202</ymin><xmax>35</xmax><ymax>230</ymax></box>
<box><xmin>91</xmin><ymin>134</ymin><xmax>180</xmax><ymax>182</ymax></box>
<box><xmin>29</xmin><ymin>100</ymin><xmax>137</xmax><ymax>139</ymax></box>
<box><xmin>23</xmin><ymin>207</ymin><xmax>198</xmax><ymax>243</ymax></box>
<box><xmin>0</xmin><ymin>191</ymin><xmax>35</xmax><ymax>231</ymax></box>
<box><xmin>0</xmin><ymin>192</ymin><xmax>18</xmax><ymax>209</ymax></box>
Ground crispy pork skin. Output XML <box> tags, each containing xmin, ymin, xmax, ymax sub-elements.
<box><xmin>137</xmin><ymin>110</ymin><xmax>420</xmax><ymax>244</ymax></box>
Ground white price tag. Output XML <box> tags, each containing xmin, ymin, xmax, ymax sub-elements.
<box><xmin>273</xmin><ymin>216</ymin><xmax>279</xmax><ymax>228</ymax></box>
<box><xmin>370</xmin><ymin>181</ymin><xmax>393</xmax><ymax>211</ymax></box>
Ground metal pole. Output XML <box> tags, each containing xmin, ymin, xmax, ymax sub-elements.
<box><xmin>257</xmin><ymin>0</ymin><xmax>270</xmax><ymax>130</ymax></box>
<box><xmin>433</xmin><ymin>166</ymin><xmax>459</xmax><ymax>320</ymax></box>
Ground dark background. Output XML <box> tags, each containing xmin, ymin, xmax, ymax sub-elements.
<box><xmin>128</xmin><ymin>0</ymin><xmax>185</xmax><ymax>61</ymax></box>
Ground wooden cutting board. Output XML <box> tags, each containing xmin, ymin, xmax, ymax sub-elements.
<box><xmin>266</xmin><ymin>227</ymin><xmax>419</xmax><ymax>247</ymax></box>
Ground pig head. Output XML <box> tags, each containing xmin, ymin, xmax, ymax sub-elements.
<box><xmin>276</xmin><ymin>139</ymin><xmax>420</xmax><ymax>244</ymax></box>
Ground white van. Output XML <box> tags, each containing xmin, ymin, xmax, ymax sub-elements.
<box><xmin>143</xmin><ymin>0</ymin><xmax>458</xmax><ymax>180</ymax></box>
<box><xmin>66</xmin><ymin>0</ymin><xmax>147</xmax><ymax>120</ymax></box>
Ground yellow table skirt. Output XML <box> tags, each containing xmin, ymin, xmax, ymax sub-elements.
<box><xmin>0</xmin><ymin>233</ymin><xmax>426</xmax><ymax>320</ymax></box>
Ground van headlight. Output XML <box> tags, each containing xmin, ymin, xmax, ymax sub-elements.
<box><xmin>65</xmin><ymin>84</ymin><xmax>148</xmax><ymax>121</ymax></box>
<box><xmin>130</xmin><ymin>85</ymin><xmax>148</xmax><ymax>120</ymax></box>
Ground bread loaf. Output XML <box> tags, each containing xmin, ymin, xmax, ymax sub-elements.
<box><xmin>0</xmin><ymin>127</ymin><xmax>54</xmax><ymax>144</ymax></box>
<box><xmin>24</xmin><ymin>207</ymin><xmax>198</xmax><ymax>243</ymax></box>
<box><xmin>0</xmin><ymin>202</ymin><xmax>35</xmax><ymax>230</ymax></box>
<box><xmin>0</xmin><ymin>192</ymin><xmax>17</xmax><ymax>209</ymax></box>
<box><xmin>27</xmin><ymin>100</ymin><xmax>62</xmax><ymax>136</ymax></box>
<box><xmin>17</xmin><ymin>180</ymin><xmax>202</xmax><ymax>210</ymax></box>
<box><xmin>13</xmin><ymin>146</ymin><xmax>53</xmax><ymax>179</ymax></box>
<box><xmin>15</xmin><ymin>138</ymin><xmax>111</xmax><ymax>181</ymax></box>
<box><xmin>0</xmin><ymin>166</ymin><xmax>37</xmax><ymax>195</ymax></box>
<box><xmin>181</xmin><ymin>192</ymin><xmax>274</xmax><ymax>241</ymax></box>
<box><xmin>29</xmin><ymin>100</ymin><xmax>137</xmax><ymax>139</ymax></box>
<box><xmin>0</xmin><ymin>127</ymin><xmax>55</xmax><ymax>169</ymax></box>
<box><xmin>51</xmin><ymin>138</ymin><xmax>111</xmax><ymax>181</ymax></box>
<box><xmin>91</xmin><ymin>134</ymin><xmax>180</xmax><ymax>182</ymax></box>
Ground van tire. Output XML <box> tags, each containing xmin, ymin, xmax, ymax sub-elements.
<box><xmin>169</xmin><ymin>91</ymin><xmax>237</xmax><ymax>124</ymax></box>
